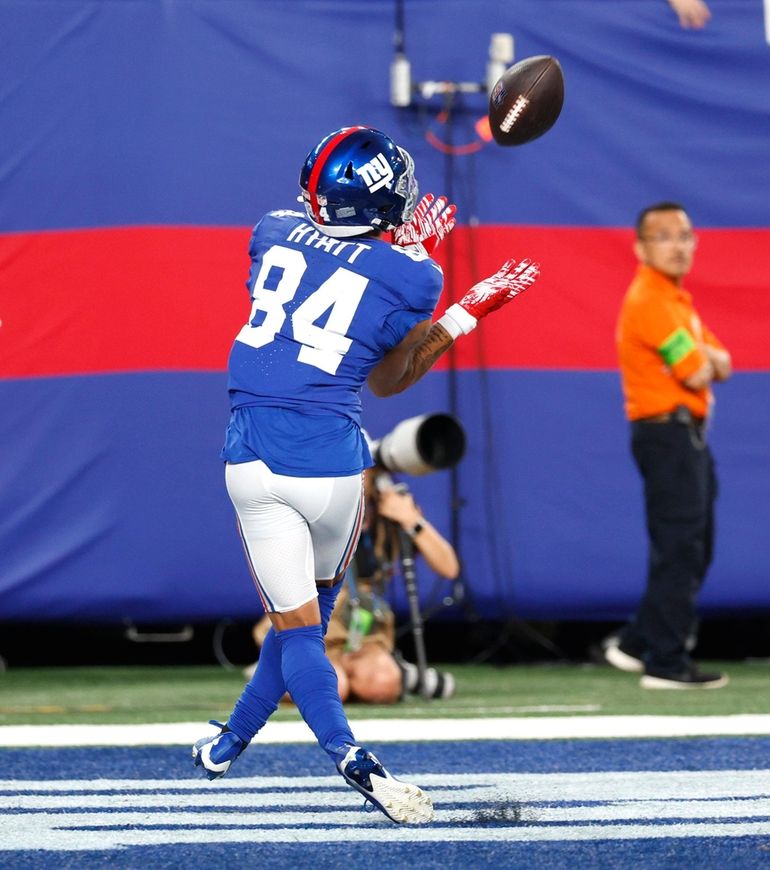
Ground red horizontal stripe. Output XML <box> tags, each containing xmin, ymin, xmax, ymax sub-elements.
<box><xmin>437</xmin><ymin>225</ymin><xmax>770</xmax><ymax>372</ymax></box>
<box><xmin>0</xmin><ymin>226</ymin><xmax>247</xmax><ymax>378</ymax></box>
<box><xmin>1</xmin><ymin>225</ymin><xmax>767</xmax><ymax>378</ymax></box>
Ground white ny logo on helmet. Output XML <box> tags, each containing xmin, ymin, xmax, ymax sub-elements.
<box><xmin>355</xmin><ymin>153</ymin><xmax>394</xmax><ymax>193</ymax></box>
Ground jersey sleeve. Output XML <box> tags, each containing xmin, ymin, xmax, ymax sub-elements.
<box><xmin>635</xmin><ymin>298</ymin><xmax>708</xmax><ymax>383</ymax></box>
<box><xmin>247</xmin><ymin>216</ymin><xmax>267</xmax><ymax>258</ymax></box>
<box><xmin>245</xmin><ymin>218</ymin><xmax>268</xmax><ymax>295</ymax></box>
<box><xmin>380</xmin><ymin>251</ymin><xmax>444</xmax><ymax>346</ymax></box>
<box><xmin>246</xmin><ymin>210</ymin><xmax>305</xmax><ymax>265</ymax></box>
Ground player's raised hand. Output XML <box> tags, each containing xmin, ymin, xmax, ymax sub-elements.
<box><xmin>459</xmin><ymin>258</ymin><xmax>540</xmax><ymax>318</ymax></box>
<box><xmin>392</xmin><ymin>193</ymin><xmax>456</xmax><ymax>256</ymax></box>
<box><xmin>437</xmin><ymin>258</ymin><xmax>540</xmax><ymax>338</ymax></box>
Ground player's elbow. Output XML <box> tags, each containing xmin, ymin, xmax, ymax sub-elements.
<box><xmin>367</xmin><ymin>381</ymin><xmax>387</xmax><ymax>397</ymax></box>
<box><xmin>367</xmin><ymin>378</ymin><xmax>399</xmax><ymax>398</ymax></box>
<box><xmin>367</xmin><ymin>372</ymin><xmax>409</xmax><ymax>397</ymax></box>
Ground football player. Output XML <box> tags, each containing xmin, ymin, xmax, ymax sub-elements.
<box><xmin>192</xmin><ymin>125</ymin><xmax>539</xmax><ymax>824</ymax></box>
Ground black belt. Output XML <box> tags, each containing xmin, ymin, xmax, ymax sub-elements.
<box><xmin>635</xmin><ymin>406</ymin><xmax>706</xmax><ymax>429</ymax></box>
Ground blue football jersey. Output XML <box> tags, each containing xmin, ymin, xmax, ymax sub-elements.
<box><xmin>221</xmin><ymin>210</ymin><xmax>444</xmax><ymax>476</ymax></box>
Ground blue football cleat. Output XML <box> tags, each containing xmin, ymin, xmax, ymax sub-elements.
<box><xmin>335</xmin><ymin>744</ymin><xmax>434</xmax><ymax>824</ymax></box>
<box><xmin>192</xmin><ymin>720</ymin><xmax>246</xmax><ymax>780</ymax></box>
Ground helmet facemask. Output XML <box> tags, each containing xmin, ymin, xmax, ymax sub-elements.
<box><xmin>393</xmin><ymin>146</ymin><xmax>418</xmax><ymax>226</ymax></box>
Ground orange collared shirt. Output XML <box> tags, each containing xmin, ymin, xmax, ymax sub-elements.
<box><xmin>616</xmin><ymin>264</ymin><xmax>725</xmax><ymax>421</ymax></box>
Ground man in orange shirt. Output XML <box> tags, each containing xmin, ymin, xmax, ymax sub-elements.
<box><xmin>605</xmin><ymin>202</ymin><xmax>732</xmax><ymax>688</ymax></box>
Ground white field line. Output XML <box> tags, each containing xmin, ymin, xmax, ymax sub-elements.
<box><xmin>2</xmin><ymin>770</ymin><xmax>769</xmax><ymax>850</ymax></box>
<box><xmin>385</xmin><ymin>705</ymin><xmax>604</xmax><ymax>715</ymax></box>
<box><xmin>4</xmin><ymin>800</ymin><xmax>770</xmax><ymax>824</ymax></box>
<box><xmin>1</xmin><ymin>714</ymin><xmax>770</xmax><ymax>746</ymax></box>
<box><xmin>4</xmin><ymin>821</ymin><xmax>770</xmax><ymax>850</ymax></box>
<box><xmin>2</xmin><ymin>769</ymin><xmax>769</xmax><ymax>800</ymax></box>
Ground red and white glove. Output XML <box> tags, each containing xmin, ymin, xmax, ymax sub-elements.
<box><xmin>437</xmin><ymin>258</ymin><xmax>540</xmax><ymax>338</ymax></box>
<box><xmin>392</xmin><ymin>193</ymin><xmax>457</xmax><ymax>256</ymax></box>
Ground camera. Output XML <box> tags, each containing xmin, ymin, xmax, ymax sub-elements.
<box><xmin>369</xmin><ymin>413</ymin><xmax>466</xmax><ymax>477</ymax></box>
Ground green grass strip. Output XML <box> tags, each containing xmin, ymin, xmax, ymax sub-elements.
<box><xmin>1</xmin><ymin>661</ymin><xmax>768</xmax><ymax>726</ymax></box>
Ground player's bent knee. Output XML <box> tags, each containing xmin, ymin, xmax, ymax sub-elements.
<box><xmin>268</xmin><ymin>598</ymin><xmax>322</xmax><ymax>632</ymax></box>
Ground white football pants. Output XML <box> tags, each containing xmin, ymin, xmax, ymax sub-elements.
<box><xmin>225</xmin><ymin>460</ymin><xmax>364</xmax><ymax>613</ymax></box>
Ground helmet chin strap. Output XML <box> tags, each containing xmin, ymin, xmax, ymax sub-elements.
<box><xmin>305</xmin><ymin>217</ymin><xmax>375</xmax><ymax>239</ymax></box>
<box><xmin>298</xmin><ymin>193</ymin><xmax>379</xmax><ymax>238</ymax></box>
<box><xmin>371</xmin><ymin>217</ymin><xmax>397</xmax><ymax>232</ymax></box>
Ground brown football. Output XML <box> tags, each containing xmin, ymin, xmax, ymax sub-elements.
<box><xmin>488</xmin><ymin>55</ymin><xmax>564</xmax><ymax>146</ymax></box>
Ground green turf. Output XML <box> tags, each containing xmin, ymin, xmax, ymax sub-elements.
<box><xmin>1</xmin><ymin>661</ymin><xmax>768</xmax><ymax>726</ymax></box>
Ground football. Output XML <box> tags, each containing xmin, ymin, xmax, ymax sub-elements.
<box><xmin>488</xmin><ymin>55</ymin><xmax>564</xmax><ymax>146</ymax></box>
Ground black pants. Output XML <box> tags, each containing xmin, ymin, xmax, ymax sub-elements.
<box><xmin>620</xmin><ymin>419</ymin><xmax>717</xmax><ymax>674</ymax></box>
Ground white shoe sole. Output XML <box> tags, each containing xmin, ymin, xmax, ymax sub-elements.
<box><xmin>640</xmin><ymin>674</ymin><xmax>729</xmax><ymax>689</ymax></box>
<box><xmin>365</xmin><ymin>774</ymin><xmax>434</xmax><ymax>824</ymax></box>
<box><xmin>338</xmin><ymin>747</ymin><xmax>434</xmax><ymax>825</ymax></box>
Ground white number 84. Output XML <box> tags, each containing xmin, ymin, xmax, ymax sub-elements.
<box><xmin>235</xmin><ymin>245</ymin><xmax>368</xmax><ymax>375</ymax></box>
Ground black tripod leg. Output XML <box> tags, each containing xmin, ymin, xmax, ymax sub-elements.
<box><xmin>399</xmin><ymin>530</ymin><xmax>431</xmax><ymax>699</ymax></box>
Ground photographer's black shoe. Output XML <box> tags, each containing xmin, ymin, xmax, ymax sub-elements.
<box><xmin>640</xmin><ymin>665</ymin><xmax>728</xmax><ymax>689</ymax></box>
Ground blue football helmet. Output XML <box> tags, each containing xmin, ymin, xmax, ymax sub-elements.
<box><xmin>298</xmin><ymin>126</ymin><xmax>418</xmax><ymax>238</ymax></box>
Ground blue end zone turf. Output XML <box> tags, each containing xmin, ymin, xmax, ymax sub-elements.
<box><xmin>1</xmin><ymin>736</ymin><xmax>768</xmax><ymax>777</ymax></box>
<box><xmin>2</xmin><ymin>738</ymin><xmax>769</xmax><ymax>868</ymax></box>
<box><xmin>4</xmin><ymin>840</ymin><xmax>770</xmax><ymax>870</ymax></box>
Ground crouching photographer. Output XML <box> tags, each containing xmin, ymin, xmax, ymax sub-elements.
<box><xmin>324</xmin><ymin>462</ymin><xmax>459</xmax><ymax>703</ymax></box>
<box><xmin>248</xmin><ymin>413</ymin><xmax>465</xmax><ymax>704</ymax></box>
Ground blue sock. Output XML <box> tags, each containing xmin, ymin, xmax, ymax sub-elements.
<box><xmin>317</xmin><ymin>582</ymin><xmax>343</xmax><ymax>632</ymax></box>
<box><xmin>227</xmin><ymin>583</ymin><xmax>344</xmax><ymax>744</ymax></box>
<box><xmin>227</xmin><ymin>628</ymin><xmax>282</xmax><ymax>743</ymax></box>
<box><xmin>276</xmin><ymin>623</ymin><xmax>354</xmax><ymax>760</ymax></box>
